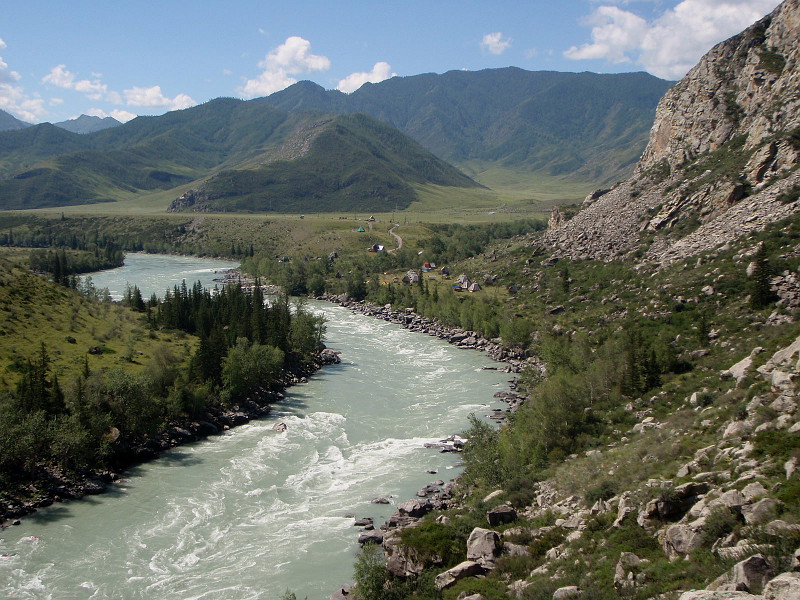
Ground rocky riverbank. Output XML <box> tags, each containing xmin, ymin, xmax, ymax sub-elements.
<box><xmin>323</xmin><ymin>294</ymin><xmax>539</xmax><ymax>373</ymax></box>
<box><xmin>0</xmin><ymin>348</ymin><xmax>341</xmax><ymax>528</ymax></box>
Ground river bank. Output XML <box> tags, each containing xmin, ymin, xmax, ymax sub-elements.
<box><xmin>0</xmin><ymin>348</ymin><xmax>341</xmax><ymax>528</ymax></box>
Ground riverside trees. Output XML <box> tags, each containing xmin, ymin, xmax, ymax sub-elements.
<box><xmin>0</xmin><ymin>277</ymin><xmax>326</xmax><ymax>494</ymax></box>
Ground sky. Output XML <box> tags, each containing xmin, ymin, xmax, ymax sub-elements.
<box><xmin>0</xmin><ymin>0</ymin><xmax>783</xmax><ymax>124</ymax></box>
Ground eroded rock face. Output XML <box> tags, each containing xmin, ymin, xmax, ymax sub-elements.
<box><xmin>539</xmin><ymin>0</ymin><xmax>800</xmax><ymax>266</ymax></box>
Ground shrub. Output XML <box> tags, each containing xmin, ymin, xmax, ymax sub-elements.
<box><xmin>585</xmin><ymin>479</ymin><xmax>617</xmax><ymax>505</ymax></box>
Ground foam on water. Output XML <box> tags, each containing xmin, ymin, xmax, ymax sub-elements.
<box><xmin>0</xmin><ymin>290</ymin><xmax>509</xmax><ymax>599</ymax></box>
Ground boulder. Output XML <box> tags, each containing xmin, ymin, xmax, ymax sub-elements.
<box><xmin>383</xmin><ymin>532</ymin><xmax>427</xmax><ymax>578</ymax></box>
<box><xmin>614</xmin><ymin>552</ymin><xmax>647</xmax><ymax>591</ymax></box>
<box><xmin>357</xmin><ymin>531</ymin><xmax>384</xmax><ymax>545</ymax></box>
<box><xmin>764</xmin><ymin>572</ymin><xmax>800</xmax><ymax>600</ymax></box>
<box><xmin>434</xmin><ymin>561</ymin><xmax>486</xmax><ymax>590</ymax></box>
<box><xmin>502</xmin><ymin>542</ymin><xmax>530</xmax><ymax>558</ymax></box>
<box><xmin>730</xmin><ymin>554</ymin><xmax>775</xmax><ymax>593</ymax></box>
<box><xmin>662</xmin><ymin>524</ymin><xmax>703</xmax><ymax>559</ymax></box>
<box><xmin>397</xmin><ymin>499</ymin><xmax>432</xmax><ymax>518</ymax></box>
<box><xmin>678</xmin><ymin>592</ymin><xmax>759</xmax><ymax>599</ymax></box>
<box><xmin>486</xmin><ymin>504</ymin><xmax>517</xmax><ymax>526</ymax></box>
<box><xmin>552</xmin><ymin>586</ymin><xmax>580</xmax><ymax>599</ymax></box>
<box><xmin>741</xmin><ymin>498</ymin><xmax>781</xmax><ymax>525</ymax></box>
<box><xmin>466</xmin><ymin>528</ymin><xmax>500</xmax><ymax>567</ymax></box>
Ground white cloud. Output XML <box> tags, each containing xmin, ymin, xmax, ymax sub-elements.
<box><xmin>124</xmin><ymin>85</ymin><xmax>196</xmax><ymax>110</ymax></box>
<box><xmin>238</xmin><ymin>36</ymin><xmax>331</xmax><ymax>98</ymax></box>
<box><xmin>337</xmin><ymin>62</ymin><xmax>395</xmax><ymax>93</ymax></box>
<box><xmin>86</xmin><ymin>107</ymin><xmax>138</xmax><ymax>123</ymax></box>
<box><xmin>0</xmin><ymin>38</ymin><xmax>45</xmax><ymax>121</ymax></box>
<box><xmin>565</xmin><ymin>0</ymin><xmax>782</xmax><ymax>79</ymax></box>
<box><xmin>480</xmin><ymin>32</ymin><xmax>512</xmax><ymax>55</ymax></box>
<box><xmin>42</xmin><ymin>64</ymin><xmax>121</xmax><ymax>103</ymax></box>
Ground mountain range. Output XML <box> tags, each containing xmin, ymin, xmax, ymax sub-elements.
<box><xmin>0</xmin><ymin>68</ymin><xmax>671</xmax><ymax>212</ymax></box>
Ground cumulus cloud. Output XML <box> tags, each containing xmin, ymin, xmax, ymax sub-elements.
<box><xmin>123</xmin><ymin>85</ymin><xmax>196</xmax><ymax>110</ymax></box>
<box><xmin>565</xmin><ymin>0</ymin><xmax>781</xmax><ymax>79</ymax></box>
<box><xmin>0</xmin><ymin>38</ymin><xmax>46</xmax><ymax>122</ymax></box>
<box><xmin>480</xmin><ymin>32</ymin><xmax>511</xmax><ymax>55</ymax></box>
<box><xmin>86</xmin><ymin>107</ymin><xmax>138</xmax><ymax>123</ymax></box>
<box><xmin>42</xmin><ymin>64</ymin><xmax>122</xmax><ymax>103</ymax></box>
<box><xmin>337</xmin><ymin>62</ymin><xmax>395</xmax><ymax>93</ymax></box>
<box><xmin>43</xmin><ymin>64</ymin><xmax>193</xmax><ymax>111</ymax></box>
<box><xmin>238</xmin><ymin>36</ymin><xmax>331</xmax><ymax>98</ymax></box>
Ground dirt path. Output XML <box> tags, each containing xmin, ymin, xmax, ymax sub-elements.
<box><xmin>388</xmin><ymin>224</ymin><xmax>403</xmax><ymax>252</ymax></box>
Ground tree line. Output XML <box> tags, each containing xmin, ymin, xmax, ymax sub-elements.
<box><xmin>0</xmin><ymin>280</ymin><xmax>325</xmax><ymax>489</ymax></box>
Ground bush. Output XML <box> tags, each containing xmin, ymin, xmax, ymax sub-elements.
<box><xmin>585</xmin><ymin>479</ymin><xmax>617</xmax><ymax>505</ymax></box>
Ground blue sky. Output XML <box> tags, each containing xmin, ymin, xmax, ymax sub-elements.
<box><xmin>0</xmin><ymin>0</ymin><xmax>782</xmax><ymax>124</ymax></box>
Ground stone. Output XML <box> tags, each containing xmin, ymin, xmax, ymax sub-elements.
<box><xmin>662</xmin><ymin>524</ymin><xmax>703</xmax><ymax>559</ymax></box>
<box><xmin>614</xmin><ymin>552</ymin><xmax>646</xmax><ymax>591</ymax></box>
<box><xmin>715</xmin><ymin>489</ymin><xmax>747</xmax><ymax>509</ymax></box>
<box><xmin>383</xmin><ymin>532</ymin><xmax>427</xmax><ymax>579</ymax></box>
<box><xmin>723</xmin><ymin>421</ymin><xmax>751</xmax><ymax>439</ymax></box>
<box><xmin>486</xmin><ymin>504</ymin><xmax>517</xmax><ymax>526</ymax></box>
<box><xmin>466</xmin><ymin>528</ymin><xmax>500</xmax><ymax>567</ymax></box>
<box><xmin>552</xmin><ymin>586</ymin><xmax>580</xmax><ymax>600</ymax></box>
<box><xmin>741</xmin><ymin>498</ymin><xmax>781</xmax><ymax>525</ymax></box>
<box><xmin>434</xmin><ymin>561</ymin><xmax>486</xmax><ymax>590</ymax></box>
<box><xmin>482</xmin><ymin>490</ymin><xmax>504</xmax><ymax>503</ymax></box>
<box><xmin>763</xmin><ymin>572</ymin><xmax>800</xmax><ymax>600</ymax></box>
<box><xmin>741</xmin><ymin>482</ymin><xmax>768</xmax><ymax>502</ymax></box>
<box><xmin>397</xmin><ymin>499</ymin><xmax>432</xmax><ymax>518</ymax></box>
<box><xmin>357</xmin><ymin>530</ymin><xmax>384</xmax><ymax>545</ymax></box>
<box><xmin>502</xmin><ymin>542</ymin><xmax>530</xmax><ymax>558</ymax></box>
<box><xmin>678</xmin><ymin>592</ymin><xmax>759</xmax><ymax>599</ymax></box>
<box><xmin>730</xmin><ymin>554</ymin><xmax>775</xmax><ymax>593</ymax></box>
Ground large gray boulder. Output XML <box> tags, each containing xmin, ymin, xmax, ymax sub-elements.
<box><xmin>764</xmin><ymin>572</ymin><xmax>800</xmax><ymax>600</ymax></box>
<box><xmin>466</xmin><ymin>528</ymin><xmax>500</xmax><ymax>567</ymax></box>
<box><xmin>486</xmin><ymin>504</ymin><xmax>517</xmax><ymax>526</ymax></box>
<box><xmin>730</xmin><ymin>554</ymin><xmax>776</xmax><ymax>593</ymax></box>
<box><xmin>662</xmin><ymin>524</ymin><xmax>703</xmax><ymax>559</ymax></box>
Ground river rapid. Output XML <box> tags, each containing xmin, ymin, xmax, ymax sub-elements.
<box><xmin>0</xmin><ymin>254</ymin><xmax>510</xmax><ymax>599</ymax></box>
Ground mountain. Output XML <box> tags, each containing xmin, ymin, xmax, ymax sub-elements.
<box><xmin>170</xmin><ymin>112</ymin><xmax>480</xmax><ymax>213</ymax></box>
<box><xmin>0</xmin><ymin>109</ymin><xmax>31</xmax><ymax>132</ymax></box>
<box><xmin>54</xmin><ymin>114</ymin><xmax>121</xmax><ymax>134</ymax></box>
<box><xmin>542</xmin><ymin>0</ymin><xmax>800</xmax><ymax>264</ymax></box>
<box><xmin>256</xmin><ymin>68</ymin><xmax>673</xmax><ymax>184</ymax></box>
<box><xmin>0</xmin><ymin>99</ymin><xmax>478</xmax><ymax>210</ymax></box>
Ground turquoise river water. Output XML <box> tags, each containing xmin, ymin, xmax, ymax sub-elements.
<box><xmin>0</xmin><ymin>253</ymin><xmax>510</xmax><ymax>599</ymax></box>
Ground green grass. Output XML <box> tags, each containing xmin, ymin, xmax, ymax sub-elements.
<box><xmin>0</xmin><ymin>254</ymin><xmax>196</xmax><ymax>390</ymax></box>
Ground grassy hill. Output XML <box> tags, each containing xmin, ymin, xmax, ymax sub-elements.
<box><xmin>0</xmin><ymin>101</ymin><xmax>479</xmax><ymax>212</ymax></box>
<box><xmin>193</xmin><ymin>113</ymin><xmax>481</xmax><ymax>213</ymax></box>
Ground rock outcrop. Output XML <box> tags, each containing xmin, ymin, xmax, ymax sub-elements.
<box><xmin>540</xmin><ymin>0</ymin><xmax>800</xmax><ymax>266</ymax></box>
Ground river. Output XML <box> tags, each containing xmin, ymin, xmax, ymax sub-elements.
<box><xmin>0</xmin><ymin>254</ymin><xmax>510</xmax><ymax>600</ymax></box>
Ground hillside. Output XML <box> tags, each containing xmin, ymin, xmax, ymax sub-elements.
<box><xmin>257</xmin><ymin>69</ymin><xmax>673</xmax><ymax>185</ymax></box>
<box><xmin>541</xmin><ymin>0</ymin><xmax>800</xmax><ymax>265</ymax></box>
<box><xmin>0</xmin><ymin>100</ymin><xmax>478</xmax><ymax>211</ymax></box>
<box><xmin>170</xmin><ymin>113</ymin><xmax>481</xmax><ymax>213</ymax></box>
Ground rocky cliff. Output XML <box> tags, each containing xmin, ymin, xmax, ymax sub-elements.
<box><xmin>541</xmin><ymin>0</ymin><xmax>800</xmax><ymax>266</ymax></box>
